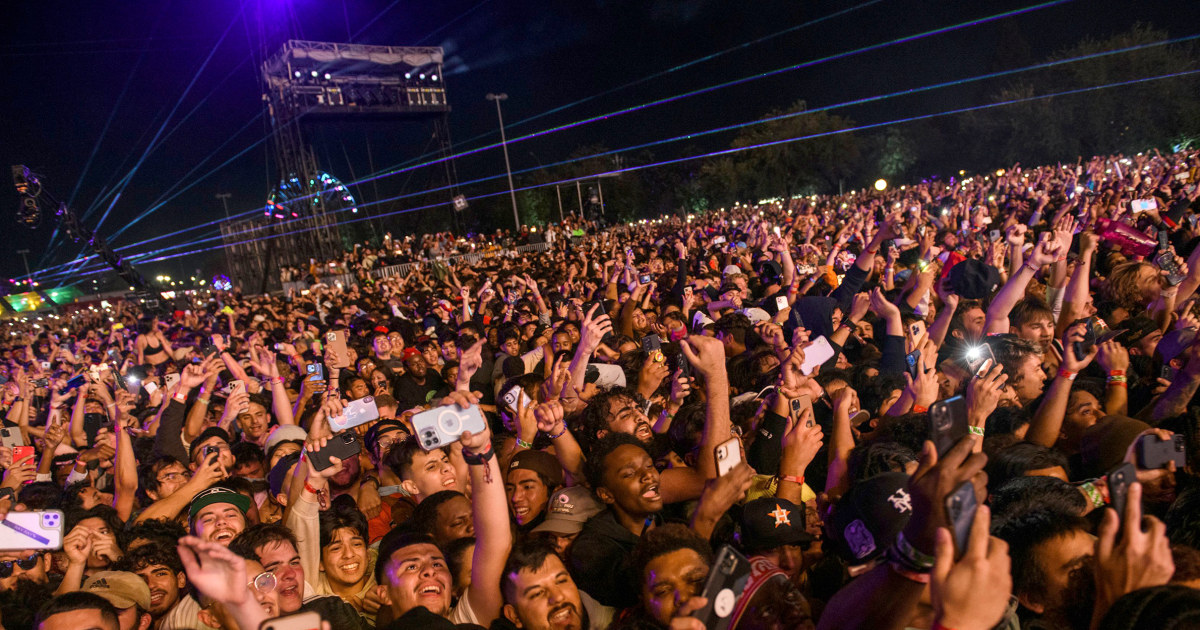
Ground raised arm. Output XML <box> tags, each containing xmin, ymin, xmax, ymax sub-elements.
<box><xmin>456</xmin><ymin>392</ymin><xmax>511</xmax><ymax>626</ymax></box>
<box><xmin>679</xmin><ymin>335</ymin><xmax>730</xmax><ymax>480</ymax></box>
<box><xmin>984</xmin><ymin>233</ymin><xmax>1062</xmax><ymax>335</ymax></box>
<box><xmin>1028</xmin><ymin>323</ymin><xmax>1096</xmax><ymax>447</ymax></box>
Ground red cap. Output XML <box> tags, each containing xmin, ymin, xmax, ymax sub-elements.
<box><xmin>402</xmin><ymin>347</ymin><xmax>420</xmax><ymax>360</ymax></box>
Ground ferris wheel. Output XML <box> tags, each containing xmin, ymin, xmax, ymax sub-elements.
<box><xmin>265</xmin><ymin>171</ymin><xmax>358</xmax><ymax>219</ymax></box>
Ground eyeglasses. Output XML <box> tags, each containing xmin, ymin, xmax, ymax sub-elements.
<box><xmin>0</xmin><ymin>553</ymin><xmax>40</xmax><ymax>578</ymax></box>
<box><xmin>249</xmin><ymin>571</ymin><xmax>277</xmax><ymax>594</ymax></box>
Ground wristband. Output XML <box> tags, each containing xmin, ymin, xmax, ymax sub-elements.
<box><xmin>1058</xmin><ymin>368</ymin><xmax>1077</xmax><ymax>381</ymax></box>
<box><xmin>515</xmin><ymin>437</ymin><xmax>533</xmax><ymax>450</ymax></box>
<box><xmin>196</xmin><ymin>398</ymin><xmax>210</xmax><ymax>406</ymax></box>
<box><xmin>546</xmin><ymin>425</ymin><xmax>569</xmax><ymax>440</ymax></box>
<box><xmin>304</xmin><ymin>480</ymin><xmax>325</xmax><ymax>495</ymax></box>
<box><xmin>1023</xmin><ymin>261</ymin><xmax>1040</xmax><ymax>273</ymax></box>
<box><xmin>893</xmin><ymin>531</ymin><xmax>936</xmax><ymax>570</ymax></box>
<box><xmin>777</xmin><ymin>474</ymin><xmax>804</xmax><ymax>485</ymax></box>
<box><xmin>173</xmin><ymin>392</ymin><xmax>188</xmax><ymax>403</ymax></box>
<box><xmin>889</xmin><ymin>561</ymin><xmax>931</xmax><ymax>584</ymax></box>
<box><xmin>1108</xmin><ymin>369</ymin><xmax>1126</xmax><ymax>376</ymax></box>
<box><xmin>912</xmin><ymin>404</ymin><xmax>929</xmax><ymax>414</ymax></box>
<box><xmin>462</xmin><ymin>444</ymin><xmax>495</xmax><ymax>466</ymax></box>
<box><xmin>968</xmin><ymin>425</ymin><xmax>985</xmax><ymax>436</ymax></box>
<box><xmin>1080</xmin><ymin>481</ymin><xmax>1105</xmax><ymax>509</ymax></box>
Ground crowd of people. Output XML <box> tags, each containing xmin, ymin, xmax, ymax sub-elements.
<box><xmin>1</xmin><ymin>147</ymin><xmax>1199</xmax><ymax>630</ymax></box>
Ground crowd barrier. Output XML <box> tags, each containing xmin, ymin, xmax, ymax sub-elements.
<box><xmin>277</xmin><ymin>241</ymin><xmax>554</xmax><ymax>292</ymax></box>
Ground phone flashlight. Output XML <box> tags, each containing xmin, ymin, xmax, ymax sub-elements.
<box><xmin>965</xmin><ymin>346</ymin><xmax>982</xmax><ymax>361</ymax></box>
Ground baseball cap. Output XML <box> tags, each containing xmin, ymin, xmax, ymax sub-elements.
<box><xmin>1080</xmin><ymin>415</ymin><xmax>1152</xmax><ymax>478</ymax></box>
<box><xmin>365</xmin><ymin>419</ymin><xmax>409</xmax><ymax>454</ymax></box>
<box><xmin>402</xmin><ymin>347</ymin><xmax>421</xmax><ymax>360</ymax></box>
<box><xmin>188</xmin><ymin>487</ymin><xmax>252</xmax><ymax>522</ymax></box>
<box><xmin>949</xmin><ymin>258</ymin><xmax>1002</xmax><ymax>300</ymax></box>
<box><xmin>268</xmin><ymin>452</ymin><xmax>302</xmax><ymax>498</ymax></box>
<box><xmin>507</xmin><ymin>450</ymin><xmax>564</xmax><ymax>489</ymax></box>
<box><xmin>1157</xmin><ymin>328</ymin><xmax>1197</xmax><ymax>363</ymax></box>
<box><xmin>188</xmin><ymin>427</ymin><xmax>231</xmax><ymax>461</ymax></box>
<box><xmin>824</xmin><ymin>472</ymin><xmax>912</xmax><ymax>564</ymax></box>
<box><xmin>738</xmin><ymin>497</ymin><xmax>815</xmax><ymax>554</ymax></box>
<box><xmin>722</xmin><ymin>264</ymin><xmax>742</xmax><ymax>276</ymax></box>
<box><xmin>83</xmin><ymin>571</ymin><xmax>152</xmax><ymax>610</ymax></box>
<box><xmin>531</xmin><ymin>486</ymin><xmax>603</xmax><ymax>536</ymax></box>
<box><xmin>263</xmin><ymin>425</ymin><xmax>308</xmax><ymax>459</ymax></box>
<box><xmin>1115</xmin><ymin>315</ymin><xmax>1159</xmax><ymax>348</ymax></box>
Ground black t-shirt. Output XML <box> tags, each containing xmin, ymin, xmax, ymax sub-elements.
<box><xmin>300</xmin><ymin>595</ymin><xmax>370</xmax><ymax>630</ymax></box>
<box><xmin>393</xmin><ymin>370</ymin><xmax>447</xmax><ymax>409</ymax></box>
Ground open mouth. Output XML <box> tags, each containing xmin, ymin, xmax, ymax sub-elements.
<box><xmin>641</xmin><ymin>484</ymin><xmax>661</xmax><ymax>501</ymax></box>
<box><xmin>213</xmin><ymin>529</ymin><xmax>236</xmax><ymax>543</ymax></box>
<box><xmin>417</xmin><ymin>582</ymin><xmax>444</xmax><ymax>598</ymax></box>
<box><xmin>635</xmin><ymin>424</ymin><xmax>653</xmax><ymax>440</ymax></box>
<box><xmin>279</xmin><ymin>585</ymin><xmax>299</xmax><ymax>599</ymax></box>
<box><xmin>442</xmin><ymin>477</ymin><xmax>457</xmax><ymax>488</ymax></box>
<box><xmin>150</xmin><ymin>591</ymin><xmax>165</xmax><ymax>605</ymax></box>
<box><xmin>548</xmin><ymin>603</ymin><xmax>578</xmax><ymax>626</ymax></box>
<box><xmin>339</xmin><ymin>562</ymin><xmax>360</xmax><ymax>573</ymax></box>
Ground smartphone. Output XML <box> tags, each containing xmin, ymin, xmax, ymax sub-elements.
<box><xmin>1107</xmin><ymin>462</ymin><xmax>1136</xmax><ymax>527</ymax></box>
<box><xmin>1130</xmin><ymin>199</ymin><xmax>1158</xmax><ymax>213</ymax></box>
<box><xmin>309</xmin><ymin>432</ymin><xmax>362</xmax><ymax>472</ymax></box>
<box><xmin>790</xmin><ymin>395</ymin><xmax>814</xmax><ymax>428</ymax></box>
<box><xmin>964</xmin><ymin>344</ymin><xmax>995</xmax><ymax>374</ymax></box>
<box><xmin>712</xmin><ymin>236</ymin><xmax>727</xmax><ymax>245</ymax></box>
<box><xmin>202</xmin><ymin>445</ymin><xmax>221</xmax><ymax>461</ymax></box>
<box><xmin>163</xmin><ymin>373</ymin><xmax>180</xmax><ymax>390</ymax></box>
<box><xmin>306</xmin><ymin>363</ymin><xmax>324</xmax><ymax>381</ymax></box>
<box><xmin>1073</xmin><ymin>317</ymin><xmax>1099</xmax><ymax>361</ymax></box>
<box><xmin>325</xmin><ymin>330</ymin><xmax>349</xmax><ymax>366</ymax></box>
<box><xmin>775</xmin><ymin>295</ymin><xmax>789</xmax><ymax>312</ymax></box>
<box><xmin>683</xmin><ymin>286</ymin><xmax>693</xmax><ymax>298</ymax></box>
<box><xmin>0</xmin><ymin>428</ymin><xmax>24</xmax><ymax>449</ymax></box>
<box><xmin>928</xmin><ymin>396</ymin><xmax>969</xmax><ymax>457</ymax></box>
<box><xmin>111</xmin><ymin>323</ymin><xmax>124</xmax><ymax>331</ymax></box>
<box><xmin>328</xmin><ymin>397</ymin><xmax>381</xmax><ymax>433</ymax></box>
<box><xmin>258</xmin><ymin>610</ymin><xmax>322</xmax><ymax>630</ymax></box>
<box><xmin>1135</xmin><ymin>433</ymin><xmax>1186</xmax><ymax>470</ymax></box>
<box><xmin>0</xmin><ymin>510</ymin><xmax>64</xmax><ymax>551</ymax></box>
<box><xmin>39</xmin><ymin>361</ymin><xmax>50</xmax><ymax>370</ymax></box>
<box><xmin>905</xmin><ymin>349</ymin><xmax>921</xmax><ymax>380</ymax></box>
<box><xmin>690</xmin><ymin>545</ymin><xmax>752</xmax><ymax>630</ymax></box>
<box><xmin>11</xmin><ymin>446</ymin><xmax>34</xmax><ymax>470</ymax></box>
<box><xmin>502</xmin><ymin>387</ymin><xmax>533</xmax><ymax>413</ymax></box>
<box><xmin>639</xmin><ymin>274</ymin><xmax>652</xmax><ymax>284</ymax></box>
<box><xmin>714</xmin><ymin>436</ymin><xmax>743</xmax><ymax>476</ymax></box>
<box><xmin>641</xmin><ymin>334</ymin><xmax>662</xmax><ymax>355</ymax></box>
<box><xmin>143</xmin><ymin>381</ymin><xmax>159</xmax><ymax>395</ymax></box>
<box><xmin>411</xmin><ymin>404</ymin><xmax>487</xmax><ymax>451</ymax></box>
<box><xmin>1155</xmin><ymin>250</ymin><xmax>1187</xmax><ymax>286</ymax></box>
<box><xmin>989</xmin><ymin>229</ymin><xmax>1001</xmax><ymax>242</ymax></box>
<box><xmin>798</xmin><ymin>336</ymin><xmax>835</xmax><ymax>375</ymax></box>
<box><xmin>944</xmin><ymin>481</ymin><xmax>977</xmax><ymax>557</ymax></box>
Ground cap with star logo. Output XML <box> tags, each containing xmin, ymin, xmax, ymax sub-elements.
<box><xmin>738</xmin><ymin>497</ymin><xmax>814</xmax><ymax>554</ymax></box>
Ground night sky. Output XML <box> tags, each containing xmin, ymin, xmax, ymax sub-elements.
<box><xmin>3</xmin><ymin>0</ymin><xmax>1198</xmax><ymax>285</ymax></box>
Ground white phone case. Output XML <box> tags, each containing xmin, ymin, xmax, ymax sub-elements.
<box><xmin>799</xmin><ymin>336</ymin><xmax>836</xmax><ymax>375</ymax></box>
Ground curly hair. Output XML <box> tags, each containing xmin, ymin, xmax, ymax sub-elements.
<box><xmin>630</xmin><ymin>523</ymin><xmax>712</xmax><ymax>590</ymax></box>
<box><xmin>1103</xmin><ymin>261</ymin><xmax>1153</xmax><ymax>311</ymax></box>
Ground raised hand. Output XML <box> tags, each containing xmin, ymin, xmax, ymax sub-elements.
<box><xmin>931</xmin><ymin>505</ymin><xmax>1012</xmax><ymax>630</ymax></box>
<box><xmin>1061</xmin><ymin>321</ymin><xmax>1098</xmax><ymax>372</ymax></box>
<box><xmin>177</xmin><ymin>536</ymin><xmax>251</xmax><ymax>605</ymax></box>
<box><xmin>679</xmin><ymin>335</ymin><xmax>728</xmax><ymax>382</ymax></box>
<box><xmin>1093</xmin><ymin>483</ymin><xmax>1174</xmax><ymax>617</ymax></box>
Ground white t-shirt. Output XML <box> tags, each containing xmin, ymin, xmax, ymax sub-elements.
<box><xmin>159</xmin><ymin>595</ymin><xmax>204</xmax><ymax>630</ymax></box>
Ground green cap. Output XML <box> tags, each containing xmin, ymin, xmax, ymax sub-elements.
<box><xmin>188</xmin><ymin>487</ymin><xmax>251</xmax><ymax>522</ymax></box>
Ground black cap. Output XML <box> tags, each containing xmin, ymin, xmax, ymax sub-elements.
<box><xmin>188</xmin><ymin>427</ymin><xmax>231</xmax><ymax>461</ymax></box>
<box><xmin>824</xmin><ymin>472</ymin><xmax>913</xmax><ymax>564</ymax></box>
<box><xmin>739</xmin><ymin>497</ymin><xmax>814</xmax><ymax>553</ymax></box>
<box><xmin>364</xmin><ymin>419</ymin><xmax>408</xmax><ymax>454</ymax></box>
<box><xmin>949</xmin><ymin>258</ymin><xmax>1002</xmax><ymax>300</ymax></box>
<box><xmin>268</xmin><ymin>452</ymin><xmax>302</xmax><ymax>497</ymax></box>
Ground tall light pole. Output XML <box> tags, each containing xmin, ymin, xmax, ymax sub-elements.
<box><xmin>215</xmin><ymin>192</ymin><xmax>232</xmax><ymax>221</ymax></box>
<box><xmin>486</xmin><ymin>93</ymin><xmax>520</xmax><ymax>230</ymax></box>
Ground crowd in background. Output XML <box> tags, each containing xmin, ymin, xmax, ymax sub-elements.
<box><xmin>2</xmin><ymin>148</ymin><xmax>1200</xmax><ymax>630</ymax></box>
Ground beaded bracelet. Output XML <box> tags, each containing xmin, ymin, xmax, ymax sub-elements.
<box><xmin>1080</xmin><ymin>481</ymin><xmax>1105</xmax><ymax>509</ymax></box>
<box><xmin>546</xmin><ymin>425</ymin><xmax>569</xmax><ymax>440</ymax></box>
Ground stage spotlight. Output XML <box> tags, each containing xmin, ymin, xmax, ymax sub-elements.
<box><xmin>419</xmin><ymin>73</ymin><xmax>425</xmax><ymax>80</ymax></box>
<box><xmin>431</xmin><ymin>75</ymin><xmax>439</xmax><ymax>82</ymax></box>
<box><xmin>874</xmin><ymin>179</ymin><xmax>888</xmax><ymax>191</ymax></box>
<box><xmin>294</xmin><ymin>70</ymin><xmax>302</xmax><ymax>78</ymax></box>
<box><xmin>324</xmin><ymin>73</ymin><xmax>331</xmax><ymax>80</ymax></box>
<box><xmin>405</xmin><ymin>72</ymin><xmax>412</xmax><ymax>79</ymax></box>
